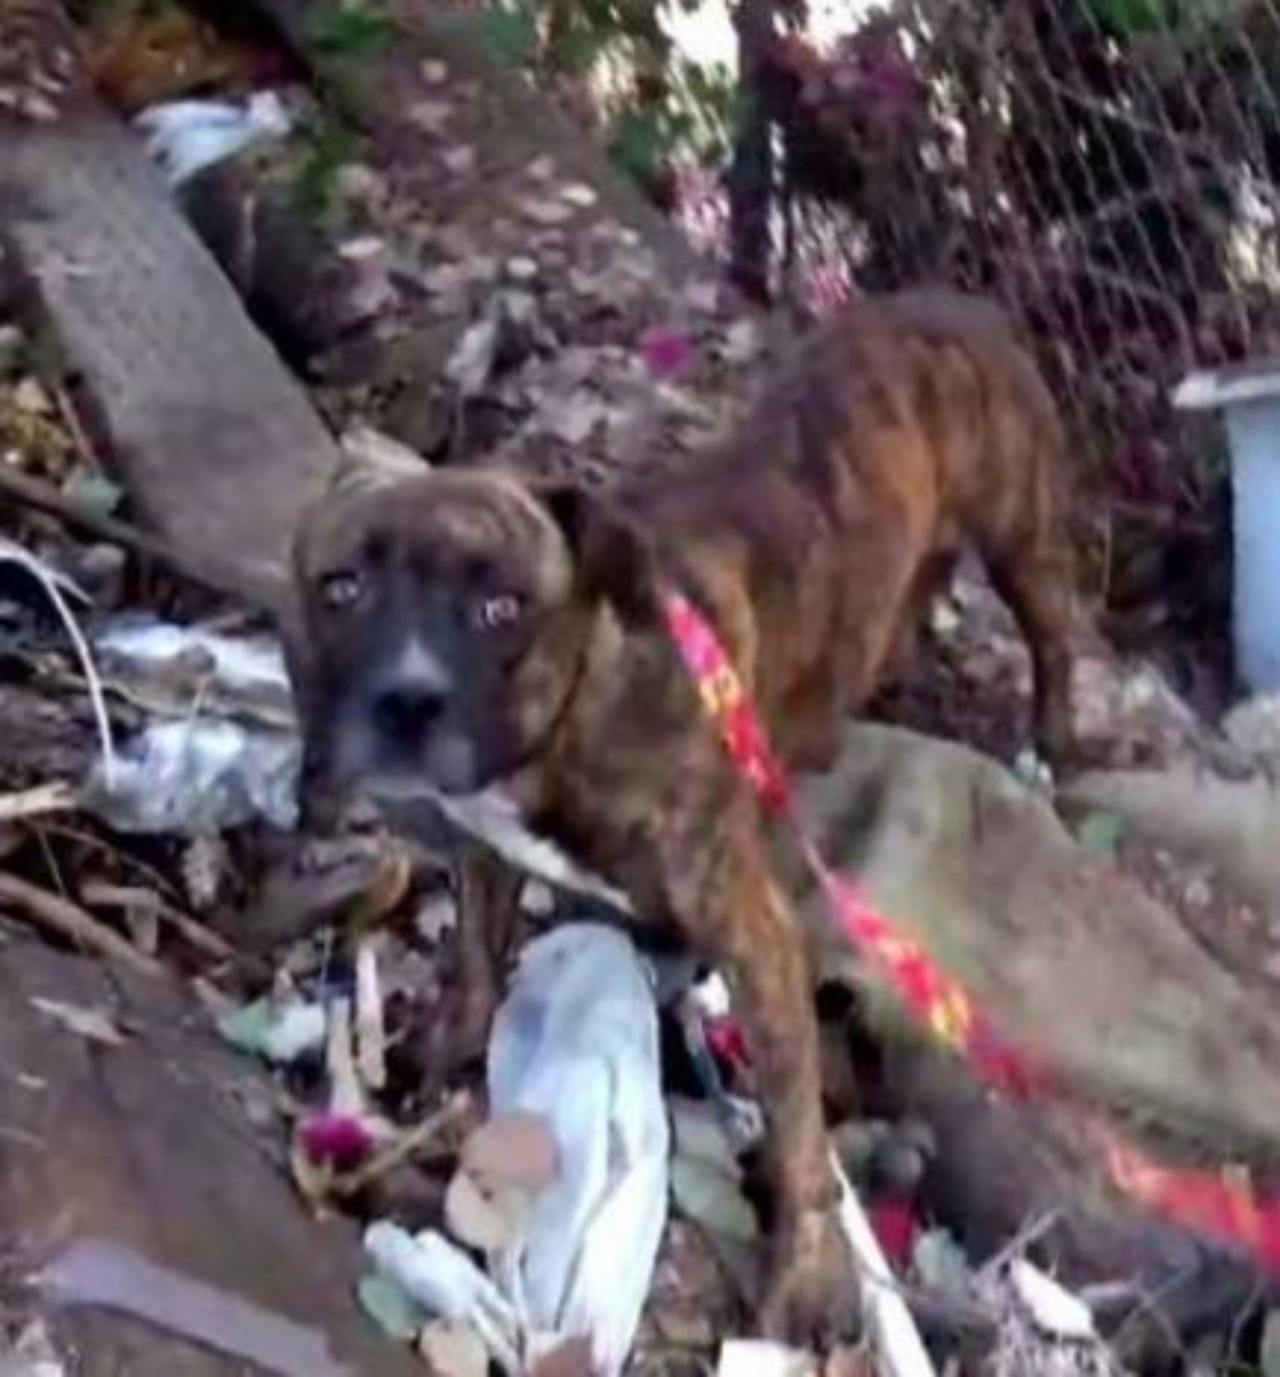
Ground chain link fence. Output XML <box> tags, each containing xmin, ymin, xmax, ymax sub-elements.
<box><xmin>821</xmin><ymin>1</ymin><xmax>1279</xmax><ymax>509</ymax></box>
<box><xmin>676</xmin><ymin>1</ymin><xmax>1280</xmax><ymax>644</ymax></box>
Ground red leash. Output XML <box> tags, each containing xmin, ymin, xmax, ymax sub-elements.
<box><xmin>662</xmin><ymin>588</ymin><xmax>1280</xmax><ymax>1274</ymax></box>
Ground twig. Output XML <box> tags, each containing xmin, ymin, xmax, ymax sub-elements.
<box><xmin>0</xmin><ymin>782</ymin><xmax>77</xmax><ymax>823</ymax></box>
<box><xmin>332</xmin><ymin>1092</ymin><xmax>471</xmax><ymax>1198</ymax></box>
<box><xmin>0</xmin><ymin>871</ymin><xmax>166</xmax><ymax>980</ymax></box>
<box><xmin>0</xmin><ymin>463</ymin><xmax>268</xmax><ymax>609</ymax></box>
<box><xmin>79</xmin><ymin>881</ymin><xmax>238</xmax><ymax>963</ymax></box>
<box><xmin>39</xmin><ymin>821</ymin><xmax>183</xmax><ymax>901</ymax></box>
<box><xmin>51</xmin><ymin>382</ymin><xmax>98</xmax><ymax>473</ymax></box>
<box><xmin>832</xmin><ymin>1152</ymin><xmax>939</xmax><ymax>1377</ymax></box>
<box><xmin>353</xmin><ymin>936</ymin><xmax>387</xmax><ymax>1092</ymax></box>
<box><xmin>0</xmin><ymin>537</ymin><xmax>116</xmax><ymax>786</ymax></box>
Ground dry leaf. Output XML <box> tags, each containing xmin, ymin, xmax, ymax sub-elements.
<box><xmin>506</xmin><ymin>256</ymin><xmax>539</xmax><ymax>282</ymax></box>
<box><xmin>446</xmin><ymin>317</ymin><xmax>500</xmax><ymax>398</ymax></box>
<box><xmin>461</xmin><ymin>1111</ymin><xmax>559</xmax><ymax>1193</ymax></box>
<box><xmin>559</xmin><ymin>184</ymin><xmax>598</xmax><ymax>208</ymax></box>
<box><xmin>444</xmin><ymin>1169</ymin><xmax>529</xmax><ymax>1253</ymax></box>
<box><xmin>443</xmin><ymin>145</ymin><xmax>476</xmax><ymax>175</ymax></box>
<box><xmin>182</xmin><ymin>835</ymin><xmax>228</xmax><ymax>911</ymax></box>
<box><xmin>521</xmin><ymin>197</ymin><xmax>574</xmax><ymax>227</ymax></box>
<box><xmin>415</xmin><ymin>891</ymin><xmax>458</xmax><ymax>943</ymax></box>
<box><xmin>419</xmin><ymin>1319</ymin><xmax>489</xmax><ymax>1377</ymax></box>
<box><xmin>408</xmin><ymin>99</ymin><xmax>452</xmax><ymax>135</ymax></box>
<box><xmin>30</xmin><ymin>996</ymin><xmax>127</xmax><ymax>1047</ymax></box>
<box><xmin>14</xmin><ymin>378</ymin><xmax>53</xmax><ymax>414</ymax></box>
<box><xmin>529</xmin><ymin>1334</ymin><xmax>594</xmax><ymax>1377</ymax></box>
<box><xmin>520</xmin><ymin>880</ymin><xmax>555</xmax><ymax>916</ymax></box>
<box><xmin>549</xmin><ymin>393</ymin><xmax>606</xmax><ymax>445</ymax></box>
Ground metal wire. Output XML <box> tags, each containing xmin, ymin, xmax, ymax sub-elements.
<box><xmin>678</xmin><ymin>0</ymin><xmax>1280</xmax><ymax>530</ymax></box>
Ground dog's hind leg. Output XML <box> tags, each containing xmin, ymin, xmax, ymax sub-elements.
<box><xmin>980</xmin><ymin>494</ymin><xmax>1081</xmax><ymax>770</ymax></box>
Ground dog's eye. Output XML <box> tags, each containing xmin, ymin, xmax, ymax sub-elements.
<box><xmin>319</xmin><ymin>570</ymin><xmax>363</xmax><ymax>610</ymax></box>
<box><xmin>473</xmin><ymin>593</ymin><xmax>523</xmax><ymax>630</ymax></box>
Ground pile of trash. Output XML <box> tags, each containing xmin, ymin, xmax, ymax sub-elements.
<box><xmin>3</xmin><ymin>490</ymin><xmax>1279</xmax><ymax>1376</ymax></box>
<box><xmin>5</xmin><ymin>5</ymin><xmax>1280</xmax><ymax>1373</ymax></box>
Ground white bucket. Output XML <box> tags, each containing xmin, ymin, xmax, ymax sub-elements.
<box><xmin>1174</xmin><ymin>366</ymin><xmax>1280</xmax><ymax>693</ymax></box>
<box><xmin>1224</xmin><ymin>396</ymin><xmax>1280</xmax><ymax>692</ymax></box>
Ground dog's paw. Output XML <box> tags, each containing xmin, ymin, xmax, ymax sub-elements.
<box><xmin>760</xmin><ymin>1208</ymin><xmax>862</xmax><ymax>1350</ymax></box>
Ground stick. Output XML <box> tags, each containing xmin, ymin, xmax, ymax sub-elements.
<box><xmin>0</xmin><ymin>872</ymin><xmax>166</xmax><ymax>980</ymax></box>
<box><xmin>0</xmin><ymin>782</ymin><xmax>77</xmax><ymax>823</ymax></box>
<box><xmin>333</xmin><ymin>1092</ymin><xmax>471</xmax><ymax>1198</ymax></box>
<box><xmin>832</xmin><ymin>1152</ymin><xmax>939</xmax><ymax>1377</ymax></box>
<box><xmin>0</xmin><ymin>463</ymin><xmax>270</xmax><ymax>609</ymax></box>
<box><xmin>79</xmin><ymin>881</ymin><xmax>239</xmax><ymax>963</ymax></box>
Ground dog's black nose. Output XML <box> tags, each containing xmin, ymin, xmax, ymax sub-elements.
<box><xmin>372</xmin><ymin>681</ymin><xmax>448</xmax><ymax>741</ymax></box>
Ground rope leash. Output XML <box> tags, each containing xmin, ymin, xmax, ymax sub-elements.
<box><xmin>661</xmin><ymin>588</ymin><xmax>1280</xmax><ymax>1274</ymax></box>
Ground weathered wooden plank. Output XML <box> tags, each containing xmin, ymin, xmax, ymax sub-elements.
<box><xmin>0</xmin><ymin>0</ymin><xmax>339</xmax><ymax>606</ymax></box>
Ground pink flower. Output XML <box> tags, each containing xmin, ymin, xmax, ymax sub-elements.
<box><xmin>640</xmin><ymin>327</ymin><xmax>697</xmax><ymax>378</ymax></box>
<box><xmin>300</xmin><ymin>1111</ymin><xmax>377</xmax><ymax>1171</ymax></box>
<box><xmin>868</xmin><ymin>1197</ymin><xmax>921</xmax><ymax>1270</ymax></box>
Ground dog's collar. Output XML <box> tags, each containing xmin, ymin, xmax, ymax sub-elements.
<box><xmin>661</xmin><ymin>587</ymin><xmax>791</xmax><ymax>807</ymax></box>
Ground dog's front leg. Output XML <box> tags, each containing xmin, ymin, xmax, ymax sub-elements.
<box><xmin>668</xmin><ymin>811</ymin><xmax>861</xmax><ymax>1346</ymax></box>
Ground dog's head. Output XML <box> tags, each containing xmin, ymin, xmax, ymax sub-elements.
<box><xmin>284</xmin><ymin>466</ymin><xmax>656</xmax><ymax>808</ymax></box>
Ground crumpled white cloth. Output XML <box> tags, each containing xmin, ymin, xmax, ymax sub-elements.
<box><xmin>135</xmin><ymin>92</ymin><xmax>292</xmax><ymax>187</ymax></box>
<box><xmin>365</xmin><ymin>922</ymin><xmax>669</xmax><ymax>1376</ymax></box>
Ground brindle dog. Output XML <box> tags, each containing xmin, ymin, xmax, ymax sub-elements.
<box><xmin>283</xmin><ymin>291</ymin><xmax>1086</xmax><ymax>1344</ymax></box>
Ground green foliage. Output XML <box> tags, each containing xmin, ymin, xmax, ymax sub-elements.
<box><xmin>477</xmin><ymin>1</ymin><xmax>541</xmax><ymax>67</ymax></box>
<box><xmin>291</xmin><ymin>113</ymin><xmax>362</xmax><ymax>222</ymax></box>
<box><xmin>308</xmin><ymin>4</ymin><xmax>396</xmax><ymax>59</ymax></box>
<box><xmin>478</xmin><ymin>0</ymin><xmax>736</xmax><ymax>188</ymax></box>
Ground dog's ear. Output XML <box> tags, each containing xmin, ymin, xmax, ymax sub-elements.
<box><xmin>540</xmin><ymin>484</ymin><xmax>661</xmax><ymax>624</ymax></box>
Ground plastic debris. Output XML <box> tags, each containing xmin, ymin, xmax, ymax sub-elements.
<box><xmin>1008</xmin><ymin>1259</ymin><xmax>1097</xmax><ymax>1341</ymax></box>
<box><xmin>95</xmin><ymin>617</ymin><xmax>290</xmax><ymax>698</ymax></box>
<box><xmin>82</xmin><ymin>716</ymin><xmax>299</xmax><ymax>835</ymax></box>
<box><xmin>33</xmin><ymin>1237</ymin><xmax>352</xmax><ymax>1377</ymax></box>
<box><xmin>911</xmin><ymin>1229</ymin><xmax>973</xmax><ymax>1308</ymax></box>
<box><xmin>0</xmin><ymin>1319</ymin><xmax>66</xmax><ymax>1377</ymax></box>
<box><xmin>217</xmin><ymin>995</ymin><xmax>326</xmax><ymax>1064</ymax></box>
<box><xmin>360</xmin><ymin>924</ymin><xmax>667</xmax><ymax>1376</ymax></box>
<box><xmin>668</xmin><ymin>1100</ymin><xmax>758</xmax><ymax>1246</ymax></box>
<box><xmin>135</xmin><ymin>92</ymin><xmax>292</xmax><ymax>187</ymax></box>
<box><xmin>363</xmin><ymin>1222</ymin><xmax>521</xmax><ymax>1371</ymax></box>
<box><xmin>356</xmin><ymin>1271</ymin><xmax>424</xmax><ymax>1343</ymax></box>
<box><xmin>82</xmin><ymin>615</ymin><xmax>300</xmax><ymax>834</ymax></box>
<box><xmin>483</xmin><ymin>922</ymin><xmax>670</xmax><ymax>1377</ymax></box>
<box><xmin>716</xmin><ymin>1339</ymin><xmax>815</xmax><ymax>1377</ymax></box>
